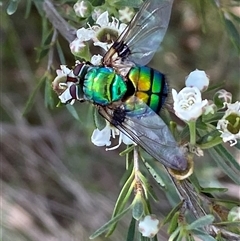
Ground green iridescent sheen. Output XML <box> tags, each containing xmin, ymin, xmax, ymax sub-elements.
<box><xmin>128</xmin><ymin>66</ymin><xmax>166</xmax><ymax>113</ymax></box>
<box><xmin>152</xmin><ymin>71</ymin><xmax>162</xmax><ymax>93</ymax></box>
<box><xmin>83</xmin><ymin>67</ymin><xmax>127</xmax><ymax>105</ymax></box>
<box><xmin>149</xmin><ymin>94</ymin><xmax>160</xmax><ymax>111</ymax></box>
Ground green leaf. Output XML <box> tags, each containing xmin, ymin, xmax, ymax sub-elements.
<box><xmin>126</xmin><ymin>217</ymin><xmax>136</xmax><ymax>241</ymax></box>
<box><xmin>7</xmin><ymin>0</ymin><xmax>20</xmax><ymax>15</ymax></box>
<box><xmin>66</xmin><ymin>105</ymin><xmax>81</xmax><ymax>121</ymax></box>
<box><xmin>56</xmin><ymin>40</ymin><xmax>66</xmax><ymax>65</ymax></box>
<box><xmin>24</xmin><ymin>0</ymin><xmax>32</xmax><ymax>18</ymax></box>
<box><xmin>223</xmin><ymin>17</ymin><xmax>240</xmax><ymax>53</ymax></box>
<box><xmin>23</xmin><ymin>75</ymin><xmax>46</xmax><ymax>116</ymax></box>
<box><xmin>211</xmin><ymin>145</ymin><xmax>240</xmax><ymax>184</ymax></box>
<box><xmin>36</xmin><ymin>18</ymin><xmax>53</xmax><ymax>62</ymax></box>
<box><xmin>186</xmin><ymin>215</ymin><xmax>214</xmax><ymax>230</ymax></box>
<box><xmin>163</xmin><ymin>201</ymin><xmax>183</xmax><ymax>225</ymax></box>
<box><xmin>214</xmin><ymin>220</ymin><xmax>240</xmax><ymax>227</ymax></box>
<box><xmin>106</xmin><ymin>168</ymin><xmax>135</xmax><ymax>236</ymax></box>
<box><xmin>168</xmin><ymin>226</ymin><xmax>181</xmax><ymax>241</ymax></box>
<box><xmin>137</xmin><ymin>172</ymin><xmax>158</xmax><ymax>202</ymax></box>
<box><xmin>141</xmin><ymin>157</ymin><xmax>165</xmax><ymax>187</ymax></box>
<box><xmin>188</xmin><ymin>172</ymin><xmax>202</xmax><ymax>191</ymax></box>
<box><xmin>196</xmin><ymin>129</ymin><xmax>222</xmax><ymax>149</ymax></box>
<box><xmin>200</xmin><ymin>187</ymin><xmax>228</xmax><ymax>194</ymax></box>
<box><xmin>94</xmin><ymin>108</ymin><xmax>106</xmax><ymax>130</ymax></box>
<box><xmin>192</xmin><ymin>229</ymin><xmax>217</xmax><ymax>241</ymax></box>
<box><xmin>89</xmin><ymin>205</ymin><xmax>132</xmax><ymax>239</ymax></box>
<box><xmin>201</xmin><ymin>112</ymin><xmax>224</xmax><ymax>124</ymax></box>
<box><xmin>132</xmin><ymin>197</ymin><xmax>144</xmax><ymax>220</ymax></box>
<box><xmin>167</xmin><ymin>211</ymin><xmax>180</xmax><ymax>234</ymax></box>
<box><xmin>44</xmin><ymin>75</ymin><xmax>55</xmax><ymax>109</ymax></box>
<box><xmin>32</xmin><ymin>0</ymin><xmax>45</xmax><ymax>17</ymax></box>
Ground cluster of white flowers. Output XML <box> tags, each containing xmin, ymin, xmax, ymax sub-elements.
<box><xmin>172</xmin><ymin>69</ymin><xmax>239</xmax><ymax>146</ymax></box>
<box><xmin>70</xmin><ymin>10</ymin><xmax>127</xmax><ymax>57</ymax></box>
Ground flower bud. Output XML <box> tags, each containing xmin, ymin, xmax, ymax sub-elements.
<box><xmin>213</xmin><ymin>89</ymin><xmax>232</xmax><ymax>109</ymax></box>
<box><xmin>185</xmin><ymin>69</ymin><xmax>209</xmax><ymax>92</ymax></box>
<box><xmin>69</xmin><ymin>38</ymin><xmax>90</xmax><ymax>59</ymax></box>
<box><xmin>119</xmin><ymin>7</ymin><xmax>135</xmax><ymax>23</ymax></box>
<box><xmin>138</xmin><ymin>214</ymin><xmax>160</xmax><ymax>238</ymax></box>
<box><xmin>73</xmin><ymin>0</ymin><xmax>92</xmax><ymax>18</ymax></box>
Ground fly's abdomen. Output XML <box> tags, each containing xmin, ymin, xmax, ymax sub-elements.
<box><xmin>127</xmin><ymin>66</ymin><xmax>168</xmax><ymax>113</ymax></box>
<box><xmin>84</xmin><ymin>67</ymin><xmax>127</xmax><ymax>105</ymax></box>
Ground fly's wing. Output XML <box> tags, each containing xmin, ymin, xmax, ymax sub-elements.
<box><xmin>103</xmin><ymin>0</ymin><xmax>173</xmax><ymax>66</ymax></box>
<box><xmin>98</xmin><ymin>96</ymin><xmax>187</xmax><ymax>171</ymax></box>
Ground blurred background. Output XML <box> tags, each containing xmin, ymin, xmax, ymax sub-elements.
<box><xmin>1</xmin><ymin>0</ymin><xmax>239</xmax><ymax>240</ymax></box>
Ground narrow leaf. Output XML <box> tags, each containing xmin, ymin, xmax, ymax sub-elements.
<box><xmin>23</xmin><ymin>76</ymin><xmax>46</xmax><ymax>116</ymax></box>
<box><xmin>66</xmin><ymin>105</ymin><xmax>81</xmax><ymax>121</ymax></box>
<box><xmin>163</xmin><ymin>201</ymin><xmax>183</xmax><ymax>225</ymax></box>
<box><xmin>186</xmin><ymin>215</ymin><xmax>214</xmax><ymax>230</ymax></box>
<box><xmin>141</xmin><ymin>157</ymin><xmax>165</xmax><ymax>187</ymax></box>
<box><xmin>223</xmin><ymin>17</ymin><xmax>240</xmax><ymax>52</ymax></box>
<box><xmin>89</xmin><ymin>206</ymin><xmax>132</xmax><ymax>239</ymax></box>
<box><xmin>192</xmin><ymin>229</ymin><xmax>218</xmax><ymax>241</ymax></box>
<box><xmin>56</xmin><ymin>40</ymin><xmax>66</xmax><ymax>65</ymax></box>
<box><xmin>126</xmin><ymin>217</ymin><xmax>136</xmax><ymax>241</ymax></box>
<box><xmin>106</xmin><ymin>169</ymin><xmax>135</xmax><ymax>236</ymax></box>
<box><xmin>200</xmin><ymin>187</ymin><xmax>228</xmax><ymax>194</ymax></box>
<box><xmin>211</xmin><ymin>145</ymin><xmax>240</xmax><ymax>184</ymax></box>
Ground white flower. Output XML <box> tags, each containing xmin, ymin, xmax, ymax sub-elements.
<box><xmin>73</xmin><ymin>0</ymin><xmax>92</xmax><ymax>18</ymax></box>
<box><xmin>138</xmin><ymin>215</ymin><xmax>160</xmax><ymax>238</ymax></box>
<box><xmin>76</xmin><ymin>27</ymin><xmax>95</xmax><ymax>41</ymax></box>
<box><xmin>91</xmin><ymin>54</ymin><xmax>103</xmax><ymax>65</ymax></box>
<box><xmin>119</xmin><ymin>7</ymin><xmax>135</xmax><ymax>23</ymax></box>
<box><xmin>91</xmin><ymin>121</ymin><xmax>135</xmax><ymax>150</ymax></box>
<box><xmin>70</xmin><ymin>37</ymin><xmax>87</xmax><ymax>56</ymax></box>
<box><xmin>172</xmin><ymin>87</ymin><xmax>208</xmax><ymax>122</ymax></box>
<box><xmin>70</xmin><ymin>11</ymin><xmax>127</xmax><ymax>55</ymax></box>
<box><xmin>52</xmin><ymin>65</ymin><xmax>75</xmax><ymax>94</ymax></box>
<box><xmin>185</xmin><ymin>69</ymin><xmax>209</xmax><ymax>91</ymax></box>
<box><xmin>214</xmin><ymin>89</ymin><xmax>232</xmax><ymax>108</ymax></box>
<box><xmin>217</xmin><ymin>101</ymin><xmax>240</xmax><ymax>146</ymax></box>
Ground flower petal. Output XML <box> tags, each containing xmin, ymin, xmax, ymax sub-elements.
<box><xmin>96</xmin><ymin>11</ymin><xmax>109</xmax><ymax>27</ymax></box>
<box><xmin>91</xmin><ymin>126</ymin><xmax>111</xmax><ymax>146</ymax></box>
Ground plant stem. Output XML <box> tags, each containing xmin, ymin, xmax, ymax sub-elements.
<box><xmin>188</xmin><ymin>120</ymin><xmax>196</xmax><ymax>145</ymax></box>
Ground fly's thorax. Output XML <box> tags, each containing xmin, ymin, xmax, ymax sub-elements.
<box><xmin>127</xmin><ymin>66</ymin><xmax>168</xmax><ymax>113</ymax></box>
<box><xmin>82</xmin><ymin>67</ymin><xmax>127</xmax><ymax>105</ymax></box>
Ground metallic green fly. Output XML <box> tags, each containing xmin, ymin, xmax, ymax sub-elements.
<box><xmin>53</xmin><ymin>0</ymin><xmax>189</xmax><ymax>172</ymax></box>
